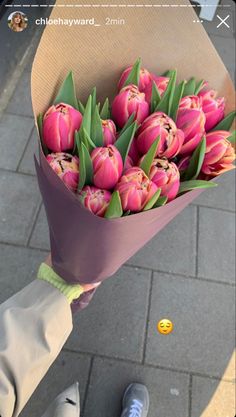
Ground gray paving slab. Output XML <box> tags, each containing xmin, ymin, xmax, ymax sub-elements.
<box><xmin>208</xmin><ymin>34</ymin><xmax>235</xmax><ymax>80</ymax></box>
<box><xmin>84</xmin><ymin>357</ymin><xmax>189</xmax><ymax>417</ymax></box>
<box><xmin>0</xmin><ymin>244</ymin><xmax>47</xmax><ymax>303</ymax></box>
<box><xmin>127</xmin><ymin>206</ymin><xmax>197</xmax><ymax>276</ymax></box>
<box><xmin>20</xmin><ymin>351</ymin><xmax>91</xmax><ymax>417</ymax></box>
<box><xmin>18</xmin><ymin>128</ymin><xmax>39</xmax><ymax>175</ymax></box>
<box><xmin>6</xmin><ymin>70</ymin><xmax>34</xmax><ymax>117</ymax></box>
<box><xmin>194</xmin><ymin>171</ymin><xmax>235</xmax><ymax>212</ymax></box>
<box><xmin>65</xmin><ymin>266</ymin><xmax>151</xmax><ymax>362</ymax></box>
<box><xmin>191</xmin><ymin>376</ymin><xmax>235</xmax><ymax>417</ymax></box>
<box><xmin>0</xmin><ymin>171</ymin><xmax>41</xmax><ymax>245</ymax></box>
<box><xmin>201</xmin><ymin>0</ymin><xmax>235</xmax><ymax>38</ymax></box>
<box><xmin>29</xmin><ymin>204</ymin><xmax>50</xmax><ymax>250</ymax></box>
<box><xmin>0</xmin><ymin>114</ymin><xmax>34</xmax><ymax>171</ymax></box>
<box><xmin>145</xmin><ymin>273</ymin><xmax>235</xmax><ymax>379</ymax></box>
<box><xmin>198</xmin><ymin>207</ymin><xmax>235</xmax><ymax>283</ymax></box>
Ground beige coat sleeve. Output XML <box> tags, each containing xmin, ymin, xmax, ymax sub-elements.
<box><xmin>0</xmin><ymin>279</ymin><xmax>73</xmax><ymax>417</ymax></box>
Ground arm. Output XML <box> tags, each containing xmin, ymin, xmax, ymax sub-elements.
<box><xmin>0</xmin><ymin>259</ymin><xmax>99</xmax><ymax>417</ymax></box>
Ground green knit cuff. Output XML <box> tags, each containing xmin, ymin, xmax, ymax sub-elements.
<box><xmin>37</xmin><ymin>263</ymin><xmax>84</xmax><ymax>304</ymax></box>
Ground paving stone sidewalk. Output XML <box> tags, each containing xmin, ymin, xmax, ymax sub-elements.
<box><xmin>0</xmin><ymin>5</ymin><xmax>235</xmax><ymax>417</ymax></box>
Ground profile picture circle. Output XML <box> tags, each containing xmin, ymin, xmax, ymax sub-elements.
<box><xmin>8</xmin><ymin>11</ymin><xmax>28</xmax><ymax>32</ymax></box>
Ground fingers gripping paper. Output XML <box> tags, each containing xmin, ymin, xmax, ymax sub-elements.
<box><xmin>31</xmin><ymin>0</ymin><xmax>235</xmax><ymax>298</ymax></box>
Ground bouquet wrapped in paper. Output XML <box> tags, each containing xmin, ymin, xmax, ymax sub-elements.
<box><xmin>31</xmin><ymin>0</ymin><xmax>235</xmax><ymax>310</ymax></box>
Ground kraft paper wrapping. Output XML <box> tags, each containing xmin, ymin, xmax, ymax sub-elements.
<box><xmin>31</xmin><ymin>0</ymin><xmax>235</xmax><ymax>309</ymax></box>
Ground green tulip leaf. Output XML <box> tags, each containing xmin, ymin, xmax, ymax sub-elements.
<box><xmin>212</xmin><ymin>111</ymin><xmax>236</xmax><ymax>131</ymax></box>
<box><xmin>140</xmin><ymin>136</ymin><xmax>160</xmax><ymax>176</ymax></box>
<box><xmin>91</xmin><ymin>105</ymin><xmax>103</xmax><ymax>147</ymax></box>
<box><xmin>77</xmin><ymin>100</ymin><xmax>85</xmax><ymax>115</ymax></box>
<box><xmin>183</xmin><ymin>136</ymin><xmax>206</xmax><ymax>180</ymax></box>
<box><xmin>155</xmin><ymin>69</ymin><xmax>177</xmax><ymax>116</ymax></box>
<box><xmin>124</xmin><ymin>57</ymin><xmax>141</xmax><ymax>87</ymax></box>
<box><xmin>104</xmin><ymin>190</ymin><xmax>123</xmax><ymax>219</ymax></box>
<box><xmin>114</xmin><ymin>122</ymin><xmax>137</xmax><ymax>164</ymax></box>
<box><xmin>91</xmin><ymin>87</ymin><xmax>97</xmax><ymax>113</ymax></box>
<box><xmin>153</xmin><ymin>195</ymin><xmax>168</xmax><ymax>208</ymax></box>
<box><xmin>119</xmin><ymin>113</ymin><xmax>136</xmax><ymax>136</ymax></box>
<box><xmin>54</xmin><ymin>71</ymin><xmax>78</xmax><ymax>109</ymax></box>
<box><xmin>194</xmin><ymin>79</ymin><xmax>205</xmax><ymax>95</ymax></box>
<box><xmin>228</xmin><ymin>130</ymin><xmax>236</xmax><ymax>145</ymax></box>
<box><xmin>37</xmin><ymin>113</ymin><xmax>49</xmax><ymax>155</ymax></box>
<box><xmin>178</xmin><ymin>180</ymin><xmax>217</xmax><ymax>194</ymax></box>
<box><xmin>143</xmin><ymin>189</ymin><xmax>161</xmax><ymax>211</ymax></box>
<box><xmin>183</xmin><ymin>77</ymin><xmax>196</xmax><ymax>97</ymax></box>
<box><xmin>100</xmin><ymin>98</ymin><xmax>110</xmax><ymax>120</ymax></box>
<box><xmin>77</xmin><ymin>140</ymin><xmax>93</xmax><ymax>190</ymax></box>
<box><xmin>151</xmin><ymin>81</ymin><xmax>161</xmax><ymax>113</ymax></box>
<box><xmin>80</xmin><ymin>127</ymin><xmax>96</xmax><ymax>152</ymax></box>
<box><xmin>162</xmin><ymin>70</ymin><xmax>172</xmax><ymax>77</ymax></box>
<box><xmin>80</xmin><ymin>95</ymin><xmax>92</xmax><ymax>137</ymax></box>
<box><xmin>171</xmin><ymin>80</ymin><xmax>186</xmax><ymax>121</ymax></box>
<box><xmin>123</xmin><ymin>210</ymin><xmax>131</xmax><ymax>216</ymax></box>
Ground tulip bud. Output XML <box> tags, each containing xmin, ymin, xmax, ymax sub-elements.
<box><xmin>118</xmin><ymin>66</ymin><xmax>152</xmax><ymax>92</ymax></box>
<box><xmin>43</xmin><ymin>103</ymin><xmax>82</xmax><ymax>152</ymax></box>
<box><xmin>102</xmin><ymin>119</ymin><xmax>117</xmax><ymax>146</ymax></box>
<box><xmin>143</xmin><ymin>75</ymin><xmax>169</xmax><ymax>104</ymax></box>
<box><xmin>124</xmin><ymin>155</ymin><xmax>134</xmax><ymax>172</ymax></box>
<box><xmin>201</xmin><ymin>131</ymin><xmax>235</xmax><ymax>177</ymax></box>
<box><xmin>148</xmin><ymin>158</ymin><xmax>180</xmax><ymax>201</ymax></box>
<box><xmin>177</xmin><ymin>155</ymin><xmax>191</xmax><ymax>174</ymax></box>
<box><xmin>128</xmin><ymin>139</ymin><xmax>140</xmax><ymax>165</ymax></box>
<box><xmin>46</xmin><ymin>152</ymin><xmax>79</xmax><ymax>192</ymax></box>
<box><xmin>79</xmin><ymin>186</ymin><xmax>112</xmax><ymax>217</ymax></box>
<box><xmin>91</xmin><ymin>144</ymin><xmax>123</xmax><ymax>190</ymax></box>
<box><xmin>112</xmin><ymin>85</ymin><xmax>149</xmax><ymax>128</ymax></box>
<box><xmin>198</xmin><ymin>88</ymin><xmax>225</xmax><ymax>132</ymax></box>
<box><xmin>176</xmin><ymin>95</ymin><xmax>206</xmax><ymax>155</ymax></box>
<box><xmin>136</xmin><ymin>112</ymin><xmax>184</xmax><ymax>159</ymax></box>
<box><xmin>116</xmin><ymin>167</ymin><xmax>158</xmax><ymax>212</ymax></box>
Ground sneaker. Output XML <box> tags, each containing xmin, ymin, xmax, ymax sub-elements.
<box><xmin>120</xmin><ymin>383</ymin><xmax>150</xmax><ymax>417</ymax></box>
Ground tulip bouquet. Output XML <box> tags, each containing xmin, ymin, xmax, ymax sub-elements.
<box><xmin>37</xmin><ymin>58</ymin><xmax>235</xmax><ymax>219</ymax></box>
<box><xmin>35</xmin><ymin>58</ymin><xmax>235</xmax><ymax>310</ymax></box>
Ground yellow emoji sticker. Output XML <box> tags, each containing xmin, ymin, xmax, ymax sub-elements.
<box><xmin>157</xmin><ymin>318</ymin><xmax>173</xmax><ymax>335</ymax></box>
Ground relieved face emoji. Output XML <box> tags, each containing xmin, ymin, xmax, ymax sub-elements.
<box><xmin>157</xmin><ymin>318</ymin><xmax>173</xmax><ymax>335</ymax></box>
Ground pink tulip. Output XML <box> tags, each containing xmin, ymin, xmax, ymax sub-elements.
<box><xmin>118</xmin><ymin>66</ymin><xmax>152</xmax><ymax>92</ymax></box>
<box><xmin>143</xmin><ymin>75</ymin><xmax>169</xmax><ymax>104</ymax></box>
<box><xmin>201</xmin><ymin>131</ymin><xmax>235</xmax><ymax>177</ymax></box>
<box><xmin>177</xmin><ymin>155</ymin><xmax>191</xmax><ymax>174</ymax></box>
<box><xmin>91</xmin><ymin>144</ymin><xmax>123</xmax><ymax>190</ymax></box>
<box><xmin>43</xmin><ymin>103</ymin><xmax>82</xmax><ymax>152</ymax></box>
<box><xmin>148</xmin><ymin>158</ymin><xmax>180</xmax><ymax>201</ymax></box>
<box><xmin>176</xmin><ymin>95</ymin><xmax>206</xmax><ymax>155</ymax></box>
<box><xmin>128</xmin><ymin>139</ymin><xmax>140</xmax><ymax>165</ymax></box>
<box><xmin>102</xmin><ymin>119</ymin><xmax>116</xmax><ymax>146</ymax></box>
<box><xmin>46</xmin><ymin>152</ymin><xmax>79</xmax><ymax>192</ymax></box>
<box><xmin>124</xmin><ymin>155</ymin><xmax>134</xmax><ymax>172</ymax></box>
<box><xmin>112</xmin><ymin>84</ymin><xmax>149</xmax><ymax>128</ymax></box>
<box><xmin>198</xmin><ymin>88</ymin><xmax>225</xmax><ymax>131</ymax></box>
<box><xmin>79</xmin><ymin>186</ymin><xmax>111</xmax><ymax>217</ymax></box>
<box><xmin>136</xmin><ymin>112</ymin><xmax>184</xmax><ymax>159</ymax></box>
<box><xmin>116</xmin><ymin>167</ymin><xmax>158</xmax><ymax>212</ymax></box>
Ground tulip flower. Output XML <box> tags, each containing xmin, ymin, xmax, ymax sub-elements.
<box><xmin>143</xmin><ymin>75</ymin><xmax>169</xmax><ymax>104</ymax></box>
<box><xmin>79</xmin><ymin>186</ymin><xmax>111</xmax><ymax>217</ymax></box>
<box><xmin>148</xmin><ymin>158</ymin><xmax>180</xmax><ymax>201</ymax></box>
<box><xmin>201</xmin><ymin>131</ymin><xmax>235</xmax><ymax>176</ymax></box>
<box><xmin>136</xmin><ymin>112</ymin><xmax>184</xmax><ymax>159</ymax></box>
<box><xmin>46</xmin><ymin>152</ymin><xmax>79</xmax><ymax>192</ymax></box>
<box><xmin>112</xmin><ymin>85</ymin><xmax>149</xmax><ymax>128</ymax></box>
<box><xmin>91</xmin><ymin>144</ymin><xmax>123</xmax><ymax>189</ymax></box>
<box><xmin>198</xmin><ymin>88</ymin><xmax>225</xmax><ymax>131</ymax></box>
<box><xmin>118</xmin><ymin>66</ymin><xmax>152</xmax><ymax>92</ymax></box>
<box><xmin>116</xmin><ymin>167</ymin><xmax>158</xmax><ymax>212</ymax></box>
<box><xmin>43</xmin><ymin>103</ymin><xmax>82</xmax><ymax>152</ymax></box>
<box><xmin>177</xmin><ymin>155</ymin><xmax>191</xmax><ymax>174</ymax></box>
<box><xmin>102</xmin><ymin>119</ymin><xmax>117</xmax><ymax>146</ymax></box>
<box><xmin>176</xmin><ymin>95</ymin><xmax>206</xmax><ymax>155</ymax></box>
<box><xmin>124</xmin><ymin>155</ymin><xmax>134</xmax><ymax>172</ymax></box>
<box><xmin>128</xmin><ymin>139</ymin><xmax>140</xmax><ymax>165</ymax></box>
